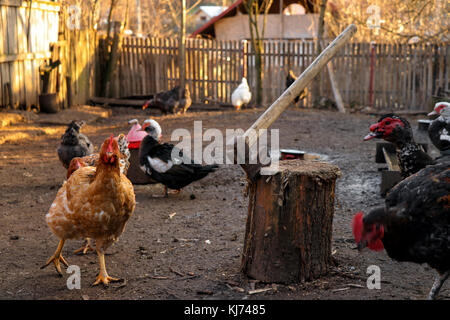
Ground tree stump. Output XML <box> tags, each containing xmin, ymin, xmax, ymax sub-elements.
<box><xmin>241</xmin><ymin>159</ymin><xmax>341</xmax><ymax>283</ymax></box>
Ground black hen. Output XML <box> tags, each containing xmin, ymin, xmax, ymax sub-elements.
<box><xmin>57</xmin><ymin>120</ymin><xmax>94</xmax><ymax>169</ymax></box>
<box><xmin>364</xmin><ymin>114</ymin><xmax>436</xmax><ymax>178</ymax></box>
<box><xmin>285</xmin><ymin>70</ymin><xmax>306</xmax><ymax>103</ymax></box>
<box><xmin>138</xmin><ymin>119</ymin><xmax>218</xmax><ymax>197</ymax></box>
<box><xmin>353</xmin><ymin>160</ymin><xmax>450</xmax><ymax>299</ymax></box>
<box><xmin>143</xmin><ymin>85</ymin><xmax>192</xmax><ymax>115</ymax></box>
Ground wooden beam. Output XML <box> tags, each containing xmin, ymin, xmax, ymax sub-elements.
<box><xmin>382</xmin><ymin>147</ymin><xmax>400</xmax><ymax>172</ymax></box>
<box><xmin>0</xmin><ymin>52</ymin><xmax>51</xmax><ymax>63</ymax></box>
<box><xmin>0</xmin><ymin>0</ymin><xmax>60</xmax><ymax>11</ymax></box>
<box><xmin>327</xmin><ymin>61</ymin><xmax>346</xmax><ymax>113</ymax></box>
<box><xmin>242</xmin><ymin>24</ymin><xmax>357</xmax><ymax>150</ymax></box>
<box><xmin>89</xmin><ymin>96</ymin><xmax>147</xmax><ymax>107</ymax></box>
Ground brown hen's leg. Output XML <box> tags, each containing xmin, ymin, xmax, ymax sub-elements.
<box><xmin>92</xmin><ymin>248</ymin><xmax>121</xmax><ymax>286</ymax></box>
<box><xmin>41</xmin><ymin>239</ymin><xmax>69</xmax><ymax>276</ymax></box>
<box><xmin>73</xmin><ymin>238</ymin><xmax>95</xmax><ymax>255</ymax></box>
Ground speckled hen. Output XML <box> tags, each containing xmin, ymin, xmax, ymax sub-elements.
<box><xmin>66</xmin><ymin>134</ymin><xmax>131</xmax><ymax>180</ymax></box>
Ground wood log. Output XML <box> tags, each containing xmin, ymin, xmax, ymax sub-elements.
<box><xmin>89</xmin><ymin>96</ymin><xmax>147</xmax><ymax>107</ymax></box>
<box><xmin>241</xmin><ymin>159</ymin><xmax>341</xmax><ymax>283</ymax></box>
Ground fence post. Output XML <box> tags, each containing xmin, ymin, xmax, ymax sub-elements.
<box><xmin>369</xmin><ymin>41</ymin><xmax>375</xmax><ymax>109</ymax></box>
<box><xmin>241</xmin><ymin>39</ymin><xmax>248</xmax><ymax>79</ymax></box>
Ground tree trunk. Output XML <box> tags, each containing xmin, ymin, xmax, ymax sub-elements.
<box><xmin>179</xmin><ymin>0</ymin><xmax>186</xmax><ymax>91</ymax></box>
<box><xmin>241</xmin><ymin>159</ymin><xmax>341</xmax><ymax>283</ymax></box>
<box><xmin>312</xmin><ymin>0</ymin><xmax>328</xmax><ymax>106</ymax></box>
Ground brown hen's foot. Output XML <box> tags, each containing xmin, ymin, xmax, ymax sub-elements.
<box><xmin>41</xmin><ymin>240</ymin><xmax>69</xmax><ymax>276</ymax></box>
<box><xmin>92</xmin><ymin>249</ymin><xmax>122</xmax><ymax>286</ymax></box>
<box><xmin>92</xmin><ymin>273</ymin><xmax>122</xmax><ymax>286</ymax></box>
<box><xmin>168</xmin><ymin>189</ymin><xmax>181</xmax><ymax>195</ymax></box>
<box><xmin>73</xmin><ymin>238</ymin><xmax>95</xmax><ymax>255</ymax></box>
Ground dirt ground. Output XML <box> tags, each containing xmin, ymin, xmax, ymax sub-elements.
<box><xmin>0</xmin><ymin>104</ymin><xmax>447</xmax><ymax>300</ymax></box>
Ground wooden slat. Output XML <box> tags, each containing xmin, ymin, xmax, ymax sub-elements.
<box><xmin>382</xmin><ymin>147</ymin><xmax>400</xmax><ymax>171</ymax></box>
<box><xmin>90</xmin><ymin>35</ymin><xmax>449</xmax><ymax>110</ymax></box>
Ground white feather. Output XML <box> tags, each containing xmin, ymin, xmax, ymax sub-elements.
<box><xmin>143</xmin><ymin>119</ymin><xmax>162</xmax><ymax>140</ymax></box>
<box><xmin>231</xmin><ymin>77</ymin><xmax>252</xmax><ymax>108</ymax></box>
<box><xmin>147</xmin><ymin>156</ymin><xmax>173</xmax><ymax>173</ymax></box>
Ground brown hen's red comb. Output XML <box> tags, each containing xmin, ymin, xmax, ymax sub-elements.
<box><xmin>107</xmin><ymin>134</ymin><xmax>114</xmax><ymax>153</ymax></box>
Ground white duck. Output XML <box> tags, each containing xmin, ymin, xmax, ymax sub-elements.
<box><xmin>231</xmin><ymin>77</ymin><xmax>252</xmax><ymax>111</ymax></box>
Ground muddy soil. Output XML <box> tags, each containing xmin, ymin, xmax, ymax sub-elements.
<box><xmin>0</xmin><ymin>105</ymin><xmax>447</xmax><ymax>300</ymax></box>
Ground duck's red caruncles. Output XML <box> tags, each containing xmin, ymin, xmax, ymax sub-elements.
<box><xmin>364</xmin><ymin>114</ymin><xmax>435</xmax><ymax>178</ymax></box>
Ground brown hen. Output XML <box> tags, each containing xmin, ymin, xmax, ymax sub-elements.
<box><xmin>42</xmin><ymin>135</ymin><xmax>136</xmax><ymax>285</ymax></box>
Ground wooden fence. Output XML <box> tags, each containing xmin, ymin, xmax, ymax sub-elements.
<box><xmin>108</xmin><ymin>36</ymin><xmax>450</xmax><ymax>111</ymax></box>
<box><xmin>0</xmin><ymin>0</ymin><xmax>97</xmax><ymax>110</ymax></box>
<box><xmin>110</xmin><ymin>37</ymin><xmax>243</xmax><ymax>104</ymax></box>
<box><xmin>0</xmin><ymin>0</ymin><xmax>60</xmax><ymax>109</ymax></box>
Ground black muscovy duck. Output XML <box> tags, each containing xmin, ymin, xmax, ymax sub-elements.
<box><xmin>428</xmin><ymin>102</ymin><xmax>450</xmax><ymax>157</ymax></box>
<box><xmin>364</xmin><ymin>114</ymin><xmax>436</xmax><ymax>178</ymax></box>
<box><xmin>138</xmin><ymin>119</ymin><xmax>218</xmax><ymax>197</ymax></box>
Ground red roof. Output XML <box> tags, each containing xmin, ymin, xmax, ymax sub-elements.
<box><xmin>190</xmin><ymin>0</ymin><xmax>319</xmax><ymax>39</ymax></box>
<box><xmin>190</xmin><ymin>0</ymin><xmax>243</xmax><ymax>38</ymax></box>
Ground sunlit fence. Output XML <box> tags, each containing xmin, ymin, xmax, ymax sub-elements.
<box><xmin>0</xmin><ymin>0</ymin><xmax>61</xmax><ymax>109</ymax></box>
<box><xmin>104</xmin><ymin>36</ymin><xmax>449</xmax><ymax>111</ymax></box>
<box><xmin>0</xmin><ymin>0</ymin><xmax>97</xmax><ymax>110</ymax></box>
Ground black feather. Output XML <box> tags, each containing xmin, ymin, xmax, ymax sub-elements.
<box><xmin>363</xmin><ymin>160</ymin><xmax>450</xmax><ymax>273</ymax></box>
<box><xmin>139</xmin><ymin>134</ymin><xmax>218</xmax><ymax>190</ymax></box>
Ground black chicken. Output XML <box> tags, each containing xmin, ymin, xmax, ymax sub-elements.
<box><xmin>57</xmin><ymin>120</ymin><xmax>94</xmax><ymax>169</ymax></box>
<box><xmin>285</xmin><ymin>70</ymin><xmax>306</xmax><ymax>104</ymax></box>
<box><xmin>138</xmin><ymin>119</ymin><xmax>218</xmax><ymax>197</ymax></box>
<box><xmin>142</xmin><ymin>85</ymin><xmax>192</xmax><ymax>115</ymax></box>
<box><xmin>364</xmin><ymin>114</ymin><xmax>435</xmax><ymax>178</ymax></box>
<box><xmin>428</xmin><ymin>102</ymin><xmax>450</xmax><ymax>157</ymax></box>
<box><xmin>353</xmin><ymin>159</ymin><xmax>450</xmax><ymax>299</ymax></box>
